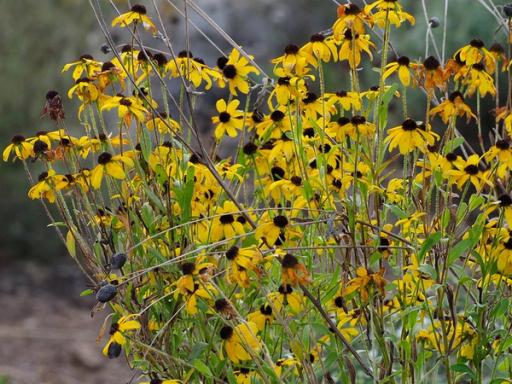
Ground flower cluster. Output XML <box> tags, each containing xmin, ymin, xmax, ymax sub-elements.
<box><xmin>7</xmin><ymin>1</ymin><xmax>512</xmax><ymax>382</ymax></box>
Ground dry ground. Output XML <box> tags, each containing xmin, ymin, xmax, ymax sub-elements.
<box><xmin>0</xmin><ymin>261</ymin><xmax>137</xmax><ymax>384</ymax></box>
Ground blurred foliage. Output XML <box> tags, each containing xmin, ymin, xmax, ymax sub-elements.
<box><xmin>0</xmin><ymin>0</ymin><xmax>100</xmax><ymax>263</ymax></box>
<box><xmin>1</xmin><ymin>0</ymin><xmax>510</xmax><ymax>263</ymax></box>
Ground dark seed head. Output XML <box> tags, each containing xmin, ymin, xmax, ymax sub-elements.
<box><xmin>277</xmin><ymin>77</ymin><xmax>291</xmax><ymax>86</ymax></box>
<box><xmin>472</xmin><ymin>63</ymin><xmax>485</xmax><ymax>71</ymax></box>
<box><xmin>217</xmin><ymin>56</ymin><xmax>228</xmax><ymax>69</ymax></box>
<box><xmin>11</xmin><ymin>135</ymin><xmax>25</xmax><ymax>145</ymax></box>
<box><xmin>120</xmin><ymin>98</ymin><xmax>132</xmax><ymax>106</ymax></box>
<box><xmin>150</xmin><ymin>380</ymin><xmax>163</xmax><ymax>384</ymax></box>
<box><xmin>273</xmin><ymin>215</ymin><xmax>289</xmax><ymax>228</ymax></box>
<box><xmin>220</xmin><ymin>214</ymin><xmax>235</xmax><ymax>224</ymax></box>
<box><xmin>496</xmin><ymin>139</ymin><xmax>510</xmax><ymax>150</ymax></box>
<box><xmin>218</xmin><ymin>111</ymin><xmax>231</xmax><ymax>123</ymax></box>
<box><xmin>336</xmin><ymin>90</ymin><xmax>348</xmax><ymax>97</ymax></box>
<box><xmin>130</xmin><ymin>4</ymin><xmax>147</xmax><ymax>14</ymax></box>
<box><xmin>107</xmin><ymin>341</ymin><xmax>122</xmax><ymax>359</ymax></box>
<box><xmin>490</xmin><ymin>42</ymin><xmax>505</xmax><ymax>54</ymax></box>
<box><xmin>243</xmin><ymin>142</ymin><xmax>258</xmax><ymax>155</ymax></box>
<box><xmin>303</xmin><ymin>127</ymin><xmax>315</xmax><ymax>138</ymax></box>
<box><xmin>101</xmin><ymin>61</ymin><xmax>116</xmax><ymax>72</ymax></box>
<box><xmin>38</xmin><ymin>172</ymin><xmax>49</xmax><ymax>182</ymax></box>
<box><xmin>226</xmin><ymin>246</ymin><xmax>239</xmax><ymax>260</ymax></box>
<box><xmin>448</xmin><ymin>91</ymin><xmax>464</xmax><ymax>102</ymax></box>
<box><xmin>402</xmin><ymin>119</ymin><xmax>417</xmax><ymax>131</ymax></box>
<box><xmin>429</xmin><ymin>17</ymin><xmax>440</xmax><ymax>28</ymax></box>
<box><xmin>252</xmin><ymin>109</ymin><xmax>264</xmax><ymax>123</ymax></box>
<box><xmin>278</xmin><ymin>284</ymin><xmax>293</xmax><ymax>294</ymax></box>
<box><xmin>334</xmin><ymin>296</ymin><xmax>344</xmax><ymax>308</ymax></box>
<box><xmin>397</xmin><ymin>56</ymin><xmax>410</xmax><ymax>66</ymax></box>
<box><xmin>271</xmin><ymin>166</ymin><xmax>285</xmax><ymax>181</ymax></box>
<box><xmin>504</xmin><ymin>4</ymin><xmax>512</xmax><ymax>17</ymax></box>
<box><xmin>79</xmin><ymin>54</ymin><xmax>93</xmax><ymax>61</ymax></box>
<box><xmin>33</xmin><ymin>140</ymin><xmax>48</xmax><ymax>154</ymax></box>
<box><xmin>220</xmin><ymin>325</ymin><xmax>233</xmax><ymax>340</ymax></box>
<box><xmin>215</xmin><ymin>298</ymin><xmax>229</xmax><ymax>312</ymax></box>
<box><xmin>464</xmin><ymin>164</ymin><xmax>479</xmax><ymax>175</ymax></box>
<box><xmin>290</xmin><ymin>176</ymin><xmax>302</xmax><ymax>186</ymax></box>
<box><xmin>46</xmin><ymin>90</ymin><xmax>59</xmax><ymax>100</ymax></box>
<box><xmin>337</xmin><ymin>117</ymin><xmax>350</xmax><ymax>126</ymax></box>
<box><xmin>470</xmin><ymin>39</ymin><xmax>485</xmax><ymax>48</ymax></box>
<box><xmin>270</xmin><ymin>110</ymin><xmax>285</xmax><ymax>122</ymax></box>
<box><xmin>505</xmin><ymin>238</ymin><xmax>512</xmax><ymax>250</ymax></box>
<box><xmin>423</xmin><ymin>56</ymin><xmax>440</xmax><ymax>70</ymax></box>
<box><xmin>445</xmin><ymin>152</ymin><xmax>458</xmax><ymax>162</ymax></box>
<box><xmin>303</xmin><ymin>92</ymin><xmax>318</xmax><ymax>104</ymax></box>
<box><xmin>351</xmin><ymin>115</ymin><xmax>366</xmax><ymax>125</ymax></box>
<box><xmin>260</xmin><ymin>304</ymin><xmax>272</xmax><ymax>315</ymax></box>
<box><xmin>111</xmin><ymin>252</ymin><xmax>127</xmax><ymax>269</ymax></box>
<box><xmin>378</xmin><ymin>237</ymin><xmax>391</xmax><ymax>251</ymax></box>
<box><xmin>284</xmin><ymin>44</ymin><xmax>299</xmax><ymax>55</ymax></box>
<box><xmin>223</xmin><ymin>64</ymin><xmax>237</xmax><ymax>79</ymax></box>
<box><xmin>153</xmin><ymin>53</ymin><xmax>168</xmax><ymax>66</ymax></box>
<box><xmin>310</xmin><ymin>33</ymin><xmax>325</xmax><ymax>43</ymax></box>
<box><xmin>499</xmin><ymin>194</ymin><xmax>512</xmax><ymax>207</ymax></box>
<box><xmin>96</xmin><ymin>283</ymin><xmax>117</xmax><ymax>303</ymax></box>
<box><xmin>281</xmin><ymin>253</ymin><xmax>299</xmax><ymax>268</ymax></box>
<box><xmin>97</xmin><ymin>152</ymin><xmax>113</xmax><ymax>165</ymax></box>
<box><xmin>181</xmin><ymin>262</ymin><xmax>196</xmax><ymax>275</ymax></box>
<box><xmin>100</xmin><ymin>44</ymin><xmax>111</xmax><ymax>54</ymax></box>
<box><xmin>178</xmin><ymin>50</ymin><xmax>193</xmax><ymax>58</ymax></box>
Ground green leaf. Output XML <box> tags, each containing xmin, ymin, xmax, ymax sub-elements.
<box><xmin>193</xmin><ymin>359</ymin><xmax>213</xmax><ymax>377</ymax></box>
<box><xmin>378</xmin><ymin>83</ymin><xmax>399</xmax><ymax>129</ymax></box>
<box><xmin>418</xmin><ymin>232</ymin><xmax>442</xmax><ymax>263</ymax></box>
<box><xmin>79</xmin><ymin>288</ymin><xmax>93</xmax><ymax>297</ymax></box>
<box><xmin>450</xmin><ymin>363</ymin><xmax>476</xmax><ymax>380</ymax></box>
<box><xmin>140</xmin><ymin>124</ymin><xmax>152</xmax><ymax>161</ymax></box>
<box><xmin>447</xmin><ymin>239</ymin><xmax>473</xmax><ymax>266</ymax></box>
<box><xmin>66</xmin><ymin>230</ymin><xmax>76</xmax><ymax>258</ymax></box>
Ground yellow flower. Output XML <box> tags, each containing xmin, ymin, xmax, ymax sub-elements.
<box><xmin>338</xmin><ymin>29</ymin><xmax>375</xmax><ymax>68</ymax></box>
<box><xmin>219</xmin><ymin>49</ymin><xmax>260</xmax><ymax>95</ymax></box>
<box><xmin>255</xmin><ymin>214</ymin><xmax>301</xmax><ymax>247</ymax></box>
<box><xmin>454</xmin><ymin>39</ymin><xmax>493</xmax><ymax>66</ymax></box>
<box><xmin>62</xmin><ymin>54</ymin><xmax>102</xmax><ymax>81</ymax></box>
<box><xmin>447</xmin><ymin>154</ymin><xmax>492</xmax><ymax>191</ymax></box>
<box><xmin>101</xmin><ymin>95</ymin><xmax>148</xmax><ymax>126</ymax></box>
<box><xmin>28</xmin><ymin>170</ymin><xmax>59</xmax><ymax>203</ymax></box>
<box><xmin>365</xmin><ymin>0</ymin><xmax>415</xmax><ymax>28</ymax></box>
<box><xmin>429</xmin><ymin>92</ymin><xmax>476</xmax><ymax>123</ymax></box>
<box><xmin>3</xmin><ymin>135</ymin><xmax>33</xmax><ymax>162</ymax></box>
<box><xmin>90</xmin><ymin>152</ymin><xmax>134</xmax><ymax>189</ymax></box>
<box><xmin>342</xmin><ymin>267</ymin><xmax>386</xmax><ymax>301</ymax></box>
<box><xmin>225</xmin><ymin>246</ymin><xmax>262</xmax><ymax>288</ymax></box>
<box><xmin>333</xmin><ymin>3</ymin><xmax>370</xmax><ymax>37</ymax></box>
<box><xmin>247</xmin><ymin>305</ymin><xmax>273</xmax><ymax>331</ymax></box>
<box><xmin>211</xmin><ymin>99</ymin><xmax>244</xmax><ymax>140</ymax></box>
<box><xmin>272</xmin><ymin>44</ymin><xmax>306</xmax><ymax>76</ymax></box>
<box><xmin>67</xmin><ymin>77</ymin><xmax>99</xmax><ymax>104</ymax></box>
<box><xmin>111</xmin><ymin>4</ymin><xmax>156</xmax><ymax>34</ymax></box>
<box><xmin>280</xmin><ymin>253</ymin><xmax>310</xmax><ymax>286</ymax></box>
<box><xmin>385</xmin><ymin>119</ymin><xmax>439</xmax><ymax>154</ymax></box>
<box><xmin>456</xmin><ymin>63</ymin><xmax>495</xmax><ymax>97</ymax></box>
<box><xmin>326</xmin><ymin>90</ymin><xmax>362</xmax><ymax>111</ymax></box>
<box><xmin>146</xmin><ymin>112</ymin><xmax>181</xmax><ymax>134</ymax></box>
<box><xmin>268</xmin><ymin>284</ymin><xmax>304</xmax><ymax>314</ymax></box>
<box><xmin>420</xmin><ymin>56</ymin><xmax>446</xmax><ymax>93</ymax></box>
<box><xmin>299</xmin><ymin>33</ymin><xmax>338</xmax><ymax>66</ymax></box>
<box><xmin>220</xmin><ymin>322</ymin><xmax>261</xmax><ymax>364</ymax></box>
<box><xmin>166</xmin><ymin>51</ymin><xmax>221</xmax><ymax>90</ymax></box>
<box><xmin>102</xmin><ymin>315</ymin><xmax>141</xmax><ymax>358</ymax></box>
<box><xmin>140</xmin><ymin>379</ymin><xmax>181</xmax><ymax>384</ymax></box>
<box><xmin>383</xmin><ymin>56</ymin><xmax>419</xmax><ymax>86</ymax></box>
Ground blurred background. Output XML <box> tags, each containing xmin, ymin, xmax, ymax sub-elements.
<box><xmin>0</xmin><ymin>0</ymin><xmax>509</xmax><ymax>382</ymax></box>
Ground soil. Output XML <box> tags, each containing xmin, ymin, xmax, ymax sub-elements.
<box><xmin>0</xmin><ymin>261</ymin><xmax>137</xmax><ymax>384</ymax></box>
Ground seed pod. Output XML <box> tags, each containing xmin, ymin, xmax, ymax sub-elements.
<box><xmin>107</xmin><ymin>341</ymin><xmax>122</xmax><ymax>359</ymax></box>
<box><xmin>96</xmin><ymin>283</ymin><xmax>117</xmax><ymax>303</ymax></box>
<box><xmin>100</xmin><ymin>43</ymin><xmax>111</xmax><ymax>54</ymax></box>
<box><xmin>505</xmin><ymin>4</ymin><xmax>512</xmax><ymax>17</ymax></box>
<box><xmin>111</xmin><ymin>252</ymin><xmax>127</xmax><ymax>269</ymax></box>
<box><xmin>429</xmin><ymin>17</ymin><xmax>440</xmax><ymax>28</ymax></box>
